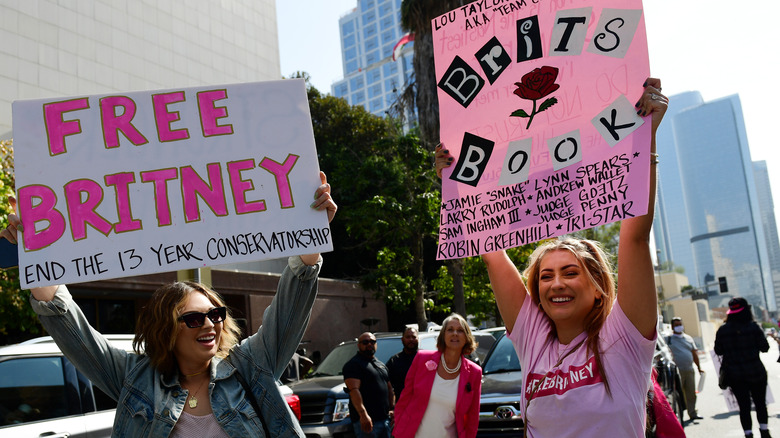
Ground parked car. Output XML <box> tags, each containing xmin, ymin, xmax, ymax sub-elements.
<box><xmin>479</xmin><ymin>327</ymin><xmax>507</xmax><ymax>340</ymax></box>
<box><xmin>288</xmin><ymin>332</ymin><xmax>436</xmax><ymax>437</ymax></box>
<box><xmin>0</xmin><ymin>335</ymin><xmax>135</xmax><ymax>437</ymax></box>
<box><xmin>0</xmin><ymin>335</ymin><xmax>299</xmax><ymax>436</ymax></box>
<box><xmin>289</xmin><ymin>330</ymin><xmax>495</xmax><ymax>437</ymax></box>
<box><xmin>472</xmin><ymin>330</ymin><xmax>498</xmax><ymax>365</ymax></box>
<box><xmin>654</xmin><ymin>334</ymin><xmax>685</xmax><ymax>424</ymax></box>
<box><xmin>477</xmin><ymin>333</ymin><xmax>524</xmax><ymax>437</ymax></box>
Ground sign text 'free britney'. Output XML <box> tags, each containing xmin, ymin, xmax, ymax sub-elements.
<box><xmin>12</xmin><ymin>79</ymin><xmax>331</xmax><ymax>288</ymax></box>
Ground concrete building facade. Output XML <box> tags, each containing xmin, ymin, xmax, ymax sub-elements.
<box><xmin>1</xmin><ymin>0</ymin><xmax>281</xmax><ymax>138</ymax></box>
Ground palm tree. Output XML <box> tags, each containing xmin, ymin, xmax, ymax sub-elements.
<box><xmin>401</xmin><ymin>0</ymin><xmax>469</xmax><ymax>330</ymax></box>
<box><xmin>400</xmin><ymin>0</ymin><xmax>467</xmax><ymax>150</ymax></box>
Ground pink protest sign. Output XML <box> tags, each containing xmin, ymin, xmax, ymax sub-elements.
<box><xmin>11</xmin><ymin>79</ymin><xmax>331</xmax><ymax>288</ymax></box>
<box><xmin>434</xmin><ymin>0</ymin><xmax>651</xmax><ymax>259</ymax></box>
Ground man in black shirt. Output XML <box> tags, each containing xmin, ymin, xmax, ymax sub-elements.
<box><xmin>386</xmin><ymin>327</ymin><xmax>419</xmax><ymax>400</ymax></box>
<box><xmin>343</xmin><ymin>332</ymin><xmax>394</xmax><ymax>438</ymax></box>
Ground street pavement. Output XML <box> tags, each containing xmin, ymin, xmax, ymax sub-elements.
<box><xmin>679</xmin><ymin>336</ymin><xmax>780</xmax><ymax>437</ymax></box>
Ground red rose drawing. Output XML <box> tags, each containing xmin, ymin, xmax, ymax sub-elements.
<box><xmin>510</xmin><ymin>66</ymin><xmax>560</xmax><ymax>129</ymax></box>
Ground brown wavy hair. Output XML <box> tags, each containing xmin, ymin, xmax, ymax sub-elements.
<box><xmin>133</xmin><ymin>281</ymin><xmax>241</xmax><ymax>377</ymax></box>
<box><xmin>523</xmin><ymin>237</ymin><xmax>615</xmax><ymax>395</ymax></box>
<box><xmin>436</xmin><ymin>313</ymin><xmax>477</xmax><ymax>356</ymax></box>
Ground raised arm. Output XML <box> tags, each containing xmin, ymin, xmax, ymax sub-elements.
<box><xmin>435</xmin><ymin>146</ymin><xmax>527</xmax><ymax>333</ymax></box>
<box><xmin>1</xmin><ymin>196</ymin><xmax>58</xmax><ymax>301</ymax></box>
<box><xmin>235</xmin><ymin>171</ymin><xmax>337</xmax><ymax>379</ymax></box>
<box><xmin>616</xmin><ymin>78</ymin><xmax>668</xmax><ymax>339</ymax></box>
<box><xmin>482</xmin><ymin>251</ymin><xmax>527</xmax><ymax>333</ymax></box>
<box><xmin>300</xmin><ymin>171</ymin><xmax>337</xmax><ymax>266</ymax></box>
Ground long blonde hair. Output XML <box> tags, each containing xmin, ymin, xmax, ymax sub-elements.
<box><xmin>134</xmin><ymin>281</ymin><xmax>241</xmax><ymax>377</ymax></box>
<box><xmin>523</xmin><ymin>237</ymin><xmax>615</xmax><ymax>395</ymax></box>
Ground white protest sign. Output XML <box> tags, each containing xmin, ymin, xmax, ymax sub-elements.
<box><xmin>11</xmin><ymin>79</ymin><xmax>331</xmax><ymax>288</ymax></box>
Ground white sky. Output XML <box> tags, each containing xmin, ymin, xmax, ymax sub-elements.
<box><xmin>277</xmin><ymin>1</ymin><xmax>780</xmax><ymax>222</ymax></box>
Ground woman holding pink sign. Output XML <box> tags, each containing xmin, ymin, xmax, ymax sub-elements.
<box><xmin>436</xmin><ymin>79</ymin><xmax>668</xmax><ymax>437</ymax></box>
<box><xmin>1</xmin><ymin>172</ymin><xmax>337</xmax><ymax>438</ymax></box>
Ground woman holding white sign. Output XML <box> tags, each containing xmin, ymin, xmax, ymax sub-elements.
<box><xmin>1</xmin><ymin>171</ymin><xmax>337</xmax><ymax>437</ymax></box>
<box><xmin>435</xmin><ymin>79</ymin><xmax>668</xmax><ymax>437</ymax></box>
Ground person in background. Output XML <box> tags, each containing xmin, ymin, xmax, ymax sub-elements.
<box><xmin>343</xmin><ymin>332</ymin><xmax>394</xmax><ymax>438</ymax></box>
<box><xmin>386</xmin><ymin>327</ymin><xmax>419</xmax><ymax>400</ymax></box>
<box><xmin>282</xmin><ymin>350</ymin><xmax>315</xmax><ymax>383</ymax></box>
<box><xmin>435</xmin><ymin>79</ymin><xmax>667</xmax><ymax>437</ymax></box>
<box><xmin>667</xmin><ymin>317</ymin><xmax>704</xmax><ymax>422</ymax></box>
<box><xmin>714</xmin><ymin>297</ymin><xmax>772</xmax><ymax>438</ymax></box>
<box><xmin>392</xmin><ymin>314</ymin><xmax>482</xmax><ymax>438</ymax></box>
<box><xmin>646</xmin><ymin>368</ymin><xmax>686</xmax><ymax>438</ymax></box>
<box><xmin>0</xmin><ymin>172</ymin><xmax>337</xmax><ymax>437</ymax></box>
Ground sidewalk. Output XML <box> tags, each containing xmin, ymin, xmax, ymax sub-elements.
<box><xmin>679</xmin><ymin>338</ymin><xmax>780</xmax><ymax>437</ymax></box>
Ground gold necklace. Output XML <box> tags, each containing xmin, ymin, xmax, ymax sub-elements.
<box><xmin>187</xmin><ymin>377</ymin><xmax>208</xmax><ymax>409</ymax></box>
<box><xmin>183</xmin><ymin>369</ymin><xmax>208</xmax><ymax>378</ymax></box>
<box><xmin>183</xmin><ymin>364</ymin><xmax>210</xmax><ymax>378</ymax></box>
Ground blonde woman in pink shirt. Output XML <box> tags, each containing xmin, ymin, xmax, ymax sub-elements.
<box><xmin>435</xmin><ymin>79</ymin><xmax>668</xmax><ymax>437</ymax></box>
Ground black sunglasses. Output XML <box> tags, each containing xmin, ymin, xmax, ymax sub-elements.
<box><xmin>178</xmin><ymin>307</ymin><xmax>227</xmax><ymax>328</ymax></box>
<box><xmin>360</xmin><ymin>339</ymin><xmax>377</xmax><ymax>345</ymax></box>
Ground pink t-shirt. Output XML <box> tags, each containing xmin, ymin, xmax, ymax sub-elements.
<box><xmin>508</xmin><ymin>297</ymin><xmax>655</xmax><ymax>438</ymax></box>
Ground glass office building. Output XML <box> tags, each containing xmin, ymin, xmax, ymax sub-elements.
<box><xmin>753</xmin><ymin>160</ymin><xmax>780</xmax><ymax>310</ymax></box>
<box><xmin>331</xmin><ymin>0</ymin><xmax>415</xmax><ymax>122</ymax></box>
<box><xmin>653</xmin><ymin>91</ymin><xmax>704</xmax><ymax>282</ymax></box>
<box><xmin>653</xmin><ymin>93</ymin><xmax>776</xmax><ymax>313</ymax></box>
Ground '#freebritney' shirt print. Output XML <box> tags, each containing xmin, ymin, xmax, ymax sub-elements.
<box><xmin>525</xmin><ymin>356</ymin><xmax>603</xmax><ymax>401</ymax></box>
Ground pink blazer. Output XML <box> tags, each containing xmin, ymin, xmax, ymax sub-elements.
<box><xmin>392</xmin><ymin>350</ymin><xmax>482</xmax><ymax>438</ymax></box>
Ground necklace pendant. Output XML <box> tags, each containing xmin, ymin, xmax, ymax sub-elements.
<box><xmin>188</xmin><ymin>396</ymin><xmax>198</xmax><ymax>409</ymax></box>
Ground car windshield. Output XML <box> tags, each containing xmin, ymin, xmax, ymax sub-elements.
<box><xmin>482</xmin><ymin>335</ymin><xmax>521</xmax><ymax>374</ymax></box>
<box><xmin>310</xmin><ymin>337</ymin><xmax>404</xmax><ymax>377</ymax></box>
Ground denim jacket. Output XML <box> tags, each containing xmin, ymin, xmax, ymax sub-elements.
<box><xmin>30</xmin><ymin>256</ymin><xmax>321</xmax><ymax>437</ymax></box>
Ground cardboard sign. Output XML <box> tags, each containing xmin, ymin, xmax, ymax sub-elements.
<box><xmin>11</xmin><ymin>79</ymin><xmax>331</xmax><ymax>288</ymax></box>
<box><xmin>434</xmin><ymin>0</ymin><xmax>651</xmax><ymax>259</ymax></box>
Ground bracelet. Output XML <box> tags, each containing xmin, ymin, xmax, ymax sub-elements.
<box><xmin>650</xmin><ymin>153</ymin><xmax>659</xmax><ymax>165</ymax></box>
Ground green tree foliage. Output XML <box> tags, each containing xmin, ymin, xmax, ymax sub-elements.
<box><xmin>431</xmin><ymin>245</ymin><xmax>537</xmax><ymax>327</ymax></box>
<box><xmin>680</xmin><ymin>285</ymin><xmax>695</xmax><ymax>295</ymax></box>
<box><xmin>401</xmin><ymin>0</ymin><xmax>472</xmax><ymax>320</ymax></box>
<box><xmin>572</xmin><ymin>222</ymin><xmax>621</xmax><ymax>257</ymax></box>
<box><xmin>0</xmin><ymin>139</ymin><xmax>44</xmax><ymax>345</ymax></box>
<box><xmin>304</xmin><ymin>82</ymin><xmax>443</xmax><ymax>328</ymax></box>
<box><xmin>400</xmin><ymin>0</ymin><xmax>469</xmax><ymax>148</ymax></box>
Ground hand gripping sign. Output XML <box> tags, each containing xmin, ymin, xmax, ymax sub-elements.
<box><xmin>434</xmin><ymin>0</ymin><xmax>651</xmax><ymax>259</ymax></box>
<box><xmin>11</xmin><ymin>79</ymin><xmax>332</xmax><ymax>288</ymax></box>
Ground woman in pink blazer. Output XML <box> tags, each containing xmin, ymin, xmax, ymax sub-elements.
<box><xmin>393</xmin><ymin>314</ymin><xmax>482</xmax><ymax>438</ymax></box>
